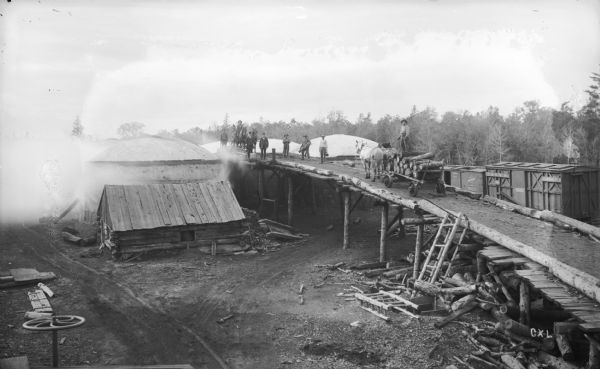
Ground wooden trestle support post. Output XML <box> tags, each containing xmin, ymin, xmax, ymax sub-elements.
<box><xmin>287</xmin><ymin>175</ymin><xmax>293</xmax><ymax>226</ymax></box>
<box><xmin>396</xmin><ymin>206</ymin><xmax>405</xmax><ymax>238</ymax></box>
<box><xmin>379</xmin><ymin>202</ymin><xmax>388</xmax><ymax>262</ymax></box>
<box><xmin>343</xmin><ymin>191</ymin><xmax>350</xmax><ymax>249</ymax></box>
<box><xmin>258</xmin><ymin>168</ymin><xmax>265</xmax><ymax>214</ymax></box>
<box><xmin>519</xmin><ymin>281</ymin><xmax>530</xmax><ymax>326</ymax></box>
<box><xmin>414</xmin><ymin>224</ymin><xmax>424</xmax><ymax>280</ymax></box>
<box><xmin>310</xmin><ymin>179</ymin><xmax>317</xmax><ymax>214</ymax></box>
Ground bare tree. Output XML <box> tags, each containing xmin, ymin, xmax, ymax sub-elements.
<box><xmin>117</xmin><ymin>122</ymin><xmax>146</xmax><ymax>138</ymax></box>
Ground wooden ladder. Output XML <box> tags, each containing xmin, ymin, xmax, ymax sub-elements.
<box><xmin>416</xmin><ymin>213</ymin><xmax>463</xmax><ymax>283</ymax></box>
<box><xmin>443</xmin><ymin>226</ymin><xmax>469</xmax><ymax>278</ymax></box>
<box><xmin>355</xmin><ymin>291</ymin><xmax>419</xmax><ymax>320</ymax></box>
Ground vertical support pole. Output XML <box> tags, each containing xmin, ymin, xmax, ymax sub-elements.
<box><xmin>274</xmin><ymin>173</ymin><xmax>279</xmax><ymax>221</ymax></box>
<box><xmin>52</xmin><ymin>329</ymin><xmax>59</xmax><ymax>367</ymax></box>
<box><xmin>310</xmin><ymin>179</ymin><xmax>317</xmax><ymax>214</ymax></box>
<box><xmin>519</xmin><ymin>281</ymin><xmax>530</xmax><ymax>326</ymax></box>
<box><xmin>380</xmin><ymin>202</ymin><xmax>388</xmax><ymax>262</ymax></box>
<box><xmin>271</xmin><ymin>148</ymin><xmax>276</xmax><ymax>162</ymax></box>
<box><xmin>258</xmin><ymin>168</ymin><xmax>264</xmax><ymax>214</ymax></box>
<box><xmin>287</xmin><ymin>175</ymin><xmax>293</xmax><ymax>226</ymax></box>
<box><xmin>397</xmin><ymin>206</ymin><xmax>405</xmax><ymax>238</ymax></box>
<box><xmin>343</xmin><ymin>191</ymin><xmax>350</xmax><ymax>249</ymax></box>
<box><xmin>589</xmin><ymin>340</ymin><xmax>600</xmax><ymax>369</ymax></box>
<box><xmin>413</xmin><ymin>224</ymin><xmax>424</xmax><ymax>280</ymax></box>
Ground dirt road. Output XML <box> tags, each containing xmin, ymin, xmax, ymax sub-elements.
<box><xmin>1</xmin><ymin>204</ymin><xmax>474</xmax><ymax>369</ymax></box>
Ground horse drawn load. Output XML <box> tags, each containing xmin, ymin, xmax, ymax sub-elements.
<box><xmin>382</xmin><ymin>152</ymin><xmax>446</xmax><ymax>196</ymax></box>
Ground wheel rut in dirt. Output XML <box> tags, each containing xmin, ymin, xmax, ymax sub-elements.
<box><xmin>9</xmin><ymin>225</ymin><xmax>228</xmax><ymax>369</ymax></box>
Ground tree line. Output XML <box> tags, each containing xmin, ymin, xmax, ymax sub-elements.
<box><xmin>92</xmin><ymin>67</ymin><xmax>599</xmax><ymax>167</ymax></box>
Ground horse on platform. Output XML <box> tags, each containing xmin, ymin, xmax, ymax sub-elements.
<box><xmin>380</xmin><ymin>142</ymin><xmax>399</xmax><ymax>172</ymax></box>
<box><xmin>356</xmin><ymin>140</ymin><xmax>384</xmax><ymax>181</ymax></box>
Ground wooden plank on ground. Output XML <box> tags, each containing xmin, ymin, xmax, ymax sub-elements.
<box><xmin>0</xmin><ymin>356</ymin><xmax>29</xmax><ymax>369</ymax></box>
<box><xmin>359</xmin><ymin>305</ymin><xmax>390</xmax><ymax>321</ymax></box>
<box><xmin>28</xmin><ymin>290</ymin><xmax>52</xmax><ymax>312</ymax></box>
<box><xmin>10</xmin><ymin>269</ymin><xmax>55</xmax><ymax>285</ymax></box>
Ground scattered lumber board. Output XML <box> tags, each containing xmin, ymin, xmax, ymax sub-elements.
<box><xmin>0</xmin><ymin>269</ymin><xmax>56</xmax><ymax>288</ymax></box>
<box><xmin>434</xmin><ymin>300</ymin><xmax>478</xmax><ymax>328</ymax></box>
<box><xmin>0</xmin><ymin>356</ymin><xmax>29</xmax><ymax>369</ymax></box>
<box><xmin>28</xmin><ymin>289</ymin><xmax>52</xmax><ymax>313</ymax></box>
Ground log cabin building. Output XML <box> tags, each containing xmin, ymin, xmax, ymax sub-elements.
<box><xmin>97</xmin><ymin>181</ymin><xmax>247</xmax><ymax>257</ymax></box>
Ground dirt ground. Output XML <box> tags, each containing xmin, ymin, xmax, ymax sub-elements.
<box><xmin>1</xmin><ymin>203</ymin><xmax>485</xmax><ymax>369</ymax></box>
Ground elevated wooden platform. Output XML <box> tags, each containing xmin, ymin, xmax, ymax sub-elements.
<box><xmin>249</xmin><ymin>157</ymin><xmax>600</xmax><ymax>305</ymax></box>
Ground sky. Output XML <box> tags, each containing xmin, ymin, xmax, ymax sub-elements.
<box><xmin>0</xmin><ymin>0</ymin><xmax>599</xmax><ymax>139</ymax></box>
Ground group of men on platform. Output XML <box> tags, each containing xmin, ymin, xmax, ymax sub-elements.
<box><xmin>219</xmin><ymin>118</ymin><xmax>410</xmax><ymax>162</ymax></box>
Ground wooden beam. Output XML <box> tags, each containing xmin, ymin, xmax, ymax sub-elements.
<box><xmin>397</xmin><ymin>206</ymin><xmax>405</xmax><ymax>238</ymax></box>
<box><xmin>287</xmin><ymin>175</ymin><xmax>293</xmax><ymax>226</ymax></box>
<box><xmin>310</xmin><ymin>178</ymin><xmax>317</xmax><ymax>214</ymax></box>
<box><xmin>402</xmin><ymin>217</ymin><xmax>440</xmax><ymax>225</ymax></box>
<box><xmin>258</xmin><ymin>168</ymin><xmax>265</xmax><ymax>214</ymax></box>
<box><xmin>348</xmin><ymin>193</ymin><xmax>364</xmax><ymax>215</ymax></box>
<box><xmin>380</xmin><ymin>203</ymin><xmax>388</xmax><ymax>262</ymax></box>
<box><xmin>293</xmin><ymin>177</ymin><xmax>306</xmax><ymax>197</ymax></box>
<box><xmin>343</xmin><ymin>191</ymin><xmax>350</xmax><ymax>250</ymax></box>
<box><xmin>414</xmin><ymin>224</ymin><xmax>424</xmax><ymax>280</ymax></box>
<box><xmin>385</xmin><ymin>212</ymin><xmax>401</xmax><ymax>233</ymax></box>
<box><xmin>519</xmin><ymin>281</ymin><xmax>530</xmax><ymax>326</ymax></box>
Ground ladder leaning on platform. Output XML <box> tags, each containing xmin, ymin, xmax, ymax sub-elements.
<box><xmin>416</xmin><ymin>212</ymin><xmax>466</xmax><ymax>283</ymax></box>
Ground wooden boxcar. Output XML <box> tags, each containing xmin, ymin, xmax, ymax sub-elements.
<box><xmin>97</xmin><ymin>181</ymin><xmax>248</xmax><ymax>256</ymax></box>
<box><xmin>485</xmin><ymin>162</ymin><xmax>599</xmax><ymax>219</ymax></box>
<box><xmin>444</xmin><ymin>166</ymin><xmax>487</xmax><ymax>195</ymax></box>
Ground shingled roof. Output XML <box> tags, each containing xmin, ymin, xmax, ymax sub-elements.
<box><xmin>98</xmin><ymin>181</ymin><xmax>245</xmax><ymax>231</ymax></box>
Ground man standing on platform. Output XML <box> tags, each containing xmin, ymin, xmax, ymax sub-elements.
<box><xmin>259</xmin><ymin>132</ymin><xmax>269</xmax><ymax>160</ymax></box>
<box><xmin>300</xmin><ymin>135</ymin><xmax>311</xmax><ymax>160</ymax></box>
<box><xmin>245</xmin><ymin>133</ymin><xmax>254</xmax><ymax>160</ymax></box>
<box><xmin>319</xmin><ymin>135</ymin><xmax>328</xmax><ymax>164</ymax></box>
<box><xmin>397</xmin><ymin>119</ymin><xmax>410</xmax><ymax>155</ymax></box>
<box><xmin>283</xmin><ymin>133</ymin><xmax>290</xmax><ymax>158</ymax></box>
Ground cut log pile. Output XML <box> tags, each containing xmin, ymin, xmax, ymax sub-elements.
<box><xmin>394</xmin><ymin>153</ymin><xmax>444</xmax><ymax>179</ymax></box>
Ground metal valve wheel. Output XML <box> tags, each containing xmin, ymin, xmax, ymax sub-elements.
<box><xmin>23</xmin><ymin>315</ymin><xmax>85</xmax><ymax>331</ymax></box>
<box><xmin>23</xmin><ymin>315</ymin><xmax>86</xmax><ymax>367</ymax></box>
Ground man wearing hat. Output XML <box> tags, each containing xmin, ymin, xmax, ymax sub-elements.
<box><xmin>300</xmin><ymin>135</ymin><xmax>311</xmax><ymax>160</ymax></box>
<box><xmin>259</xmin><ymin>132</ymin><xmax>269</xmax><ymax>160</ymax></box>
<box><xmin>319</xmin><ymin>135</ymin><xmax>328</xmax><ymax>164</ymax></box>
<box><xmin>397</xmin><ymin>119</ymin><xmax>410</xmax><ymax>155</ymax></box>
<box><xmin>282</xmin><ymin>133</ymin><xmax>290</xmax><ymax>158</ymax></box>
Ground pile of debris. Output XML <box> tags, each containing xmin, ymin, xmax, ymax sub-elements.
<box><xmin>240</xmin><ymin>208</ymin><xmax>308</xmax><ymax>253</ymax></box>
<box><xmin>331</xmin><ymin>211</ymin><xmax>599</xmax><ymax>369</ymax></box>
